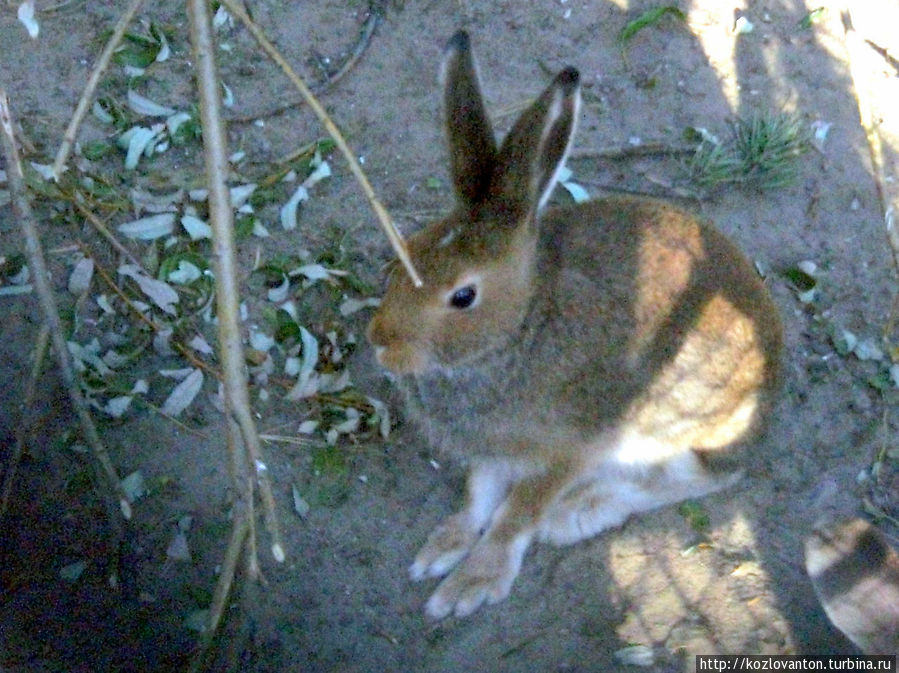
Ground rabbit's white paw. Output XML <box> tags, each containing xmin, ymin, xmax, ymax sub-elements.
<box><xmin>410</xmin><ymin>512</ymin><xmax>480</xmax><ymax>581</ymax></box>
<box><xmin>423</xmin><ymin>534</ymin><xmax>530</xmax><ymax>619</ymax></box>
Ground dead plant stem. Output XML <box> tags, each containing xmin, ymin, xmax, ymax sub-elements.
<box><xmin>0</xmin><ymin>89</ymin><xmax>130</xmax><ymax>520</ymax></box>
<box><xmin>73</xmin><ymin>198</ymin><xmax>144</xmax><ymax>268</ymax></box>
<box><xmin>84</xmin><ymin>245</ymin><xmax>221</xmax><ymax>378</ymax></box>
<box><xmin>51</xmin><ymin>0</ymin><xmax>145</xmax><ymax>180</ymax></box>
<box><xmin>226</xmin><ymin>0</ymin><xmax>382</xmax><ymax>124</ymax></box>
<box><xmin>0</xmin><ymin>324</ymin><xmax>49</xmax><ymax>522</ymax></box>
<box><xmin>219</xmin><ymin>0</ymin><xmax>423</xmax><ymax>287</ymax></box>
<box><xmin>188</xmin><ymin>0</ymin><xmax>283</xmax><ymax>566</ymax></box>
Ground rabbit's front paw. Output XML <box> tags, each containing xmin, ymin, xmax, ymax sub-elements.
<box><xmin>423</xmin><ymin>535</ymin><xmax>528</xmax><ymax>619</ymax></box>
<box><xmin>410</xmin><ymin>513</ymin><xmax>480</xmax><ymax>581</ymax></box>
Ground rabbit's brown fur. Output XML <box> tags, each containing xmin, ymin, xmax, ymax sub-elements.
<box><xmin>367</xmin><ymin>31</ymin><xmax>782</xmax><ymax>619</ymax></box>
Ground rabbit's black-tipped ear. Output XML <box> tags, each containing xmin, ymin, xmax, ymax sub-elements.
<box><xmin>441</xmin><ymin>31</ymin><xmax>497</xmax><ymax>206</ymax></box>
<box><xmin>494</xmin><ymin>67</ymin><xmax>581</xmax><ymax>217</ymax></box>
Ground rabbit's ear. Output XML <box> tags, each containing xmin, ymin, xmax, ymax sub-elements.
<box><xmin>442</xmin><ymin>31</ymin><xmax>498</xmax><ymax>207</ymax></box>
<box><xmin>493</xmin><ymin>67</ymin><xmax>580</xmax><ymax>217</ymax></box>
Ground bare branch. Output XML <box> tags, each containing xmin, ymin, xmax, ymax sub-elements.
<box><xmin>0</xmin><ymin>89</ymin><xmax>130</xmax><ymax>519</ymax></box>
<box><xmin>0</xmin><ymin>324</ymin><xmax>49</xmax><ymax>522</ymax></box>
<box><xmin>51</xmin><ymin>0</ymin><xmax>145</xmax><ymax>180</ymax></box>
<box><xmin>225</xmin><ymin>1</ymin><xmax>382</xmax><ymax>123</ymax></box>
<box><xmin>187</xmin><ymin>0</ymin><xmax>284</xmax><ymax>562</ymax></box>
<box><xmin>72</xmin><ymin>197</ymin><xmax>145</xmax><ymax>269</ymax></box>
<box><xmin>219</xmin><ymin>0</ymin><xmax>423</xmax><ymax>287</ymax></box>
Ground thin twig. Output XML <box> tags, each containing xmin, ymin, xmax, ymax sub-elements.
<box><xmin>43</xmin><ymin>0</ymin><xmax>81</xmax><ymax>12</ymax></box>
<box><xmin>226</xmin><ymin>1</ymin><xmax>383</xmax><ymax>124</ymax></box>
<box><xmin>0</xmin><ymin>89</ymin><xmax>131</xmax><ymax>520</ymax></box>
<box><xmin>570</xmin><ymin>142</ymin><xmax>696</xmax><ymax>161</ymax></box>
<box><xmin>219</xmin><ymin>0</ymin><xmax>423</xmax><ymax>288</ymax></box>
<box><xmin>132</xmin><ymin>398</ymin><xmax>213</xmax><ymax>439</ymax></box>
<box><xmin>257</xmin><ymin>433</ymin><xmax>319</xmax><ymax>447</ymax></box>
<box><xmin>85</xmin><ymin>247</ymin><xmax>221</xmax><ymax>379</ymax></box>
<box><xmin>51</xmin><ymin>0</ymin><xmax>145</xmax><ymax>180</ymax></box>
<box><xmin>187</xmin><ymin>499</ymin><xmax>250</xmax><ymax>673</ymax></box>
<box><xmin>273</xmin><ymin>139</ymin><xmax>319</xmax><ymax>168</ymax></box>
<box><xmin>863</xmin><ymin>496</ymin><xmax>899</xmax><ymax>530</ymax></box>
<box><xmin>864</xmin><ymin>39</ymin><xmax>899</xmax><ymax>74</ymax></box>
<box><xmin>72</xmin><ymin>197</ymin><xmax>144</xmax><ymax>268</ymax></box>
<box><xmin>188</xmin><ymin>0</ymin><xmax>284</xmax><ymax>563</ymax></box>
<box><xmin>187</xmin><ymin>400</ymin><xmax>255</xmax><ymax>672</ymax></box>
<box><xmin>235</xmin><ymin>417</ymin><xmax>261</xmax><ymax>582</ymax></box>
<box><xmin>0</xmin><ymin>324</ymin><xmax>49</xmax><ymax>523</ymax></box>
<box><xmin>87</xmin><ymin>251</ymin><xmax>164</xmax><ymax>330</ymax></box>
<box><xmin>319</xmin><ymin>2</ymin><xmax>382</xmax><ymax>90</ymax></box>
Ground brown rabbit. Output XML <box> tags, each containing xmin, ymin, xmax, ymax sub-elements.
<box><xmin>367</xmin><ymin>31</ymin><xmax>783</xmax><ymax>619</ymax></box>
<box><xmin>805</xmin><ymin>517</ymin><xmax>899</xmax><ymax>655</ymax></box>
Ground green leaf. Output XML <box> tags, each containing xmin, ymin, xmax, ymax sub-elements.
<box><xmin>78</xmin><ymin>174</ymin><xmax>128</xmax><ymax>205</ymax></box>
<box><xmin>248</xmin><ymin>185</ymin><xmax>283</xmax><ymax>210</ymax></box>
<box><xmin>831</xmin><ymin>328</ymin><xmax>857</xmax><ymax>357</ymax></box>
<box><xmin>678</xmin><ymin>500</ymin><xmax>710</xmax><ymax>533</ymax></box>
<box><xmin>798</xmin><ymin>7</ymin><xmax>826</xmax><ymax>30</ymax></box>
<box><xmin>95</xmin><ymin>96</ymin><xmax>134</xmax><ymax>131</ymax></box>
<box><xmin>341</xmin><ymin>271</ymin><xmax>376</xmax><ymax>296</ymax></box>
<box><xmin>868</xmin><ymin>369</ymin><xmax>892</xmax><ymax>391</ymax></box>
<box><xmin>235</xmin><ymin>214</ymin><xmax>256</xmax><ymax>239</ymax></box>
<box><xmin>81</xmin><ymin>141</ymin><xmax>113</xmax><ymax>161</ymax></box>
<box><xmin>113</xmin><ymin>43</ymin><xmax>159</xmax><ymax>69</ymax></box>
<box><xmin>0</xmin><ymin>253</ymin><xmax>27</xmax><ymax>280</ymax></box>
<box><xmin>309</xmin><ymin>445</ymin><xmax>351</xmax><ymax>507</ymax></box>
<box><xmin>312</xmin><ymin>444</ymin><xmax>346</xmax><ymax>475</ymax></box>
<box><xmin>619</xmin><ymin>6</ymin><xmax>686</xmax><ymax>44</ymax></box>
<box><xmin>274</xmin><ymin>309</ymin><xmax>301</xmax><ymax>344</ymax></box>
<box><xmin>315</xmin><ymin>138</ymin><xmax>336</xmax><ymax>155</ymax></box>
<box><xmin>782</xmin><ymin>267</ymin><xmax>816</xmax><ymax>292</ymax></box>
<box><xmin>252</xmin><ymin>263</ymin><xmax>291</xmax><ymax>297</ymax></box>
<box><xmin>169</xmin><ymin>114</ymin><xmax>201</xmax><ymax>145</ymax></box>
<box><xmin>111</xmin><ymin>28</ymin><xmax>169</xmax><ymax>68</ymax></box>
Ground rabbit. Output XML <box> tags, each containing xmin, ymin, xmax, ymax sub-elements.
<box><xmin>366</xmin><ymin>30</ymin><xmax>783</xmax><ymax>619</ymax></box>
<box><xmin>805</xmin><ymin>517</ymin><xmax>899</xmax><ymax>655</ymax></box>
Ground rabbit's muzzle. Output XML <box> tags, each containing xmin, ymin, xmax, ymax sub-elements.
<box><xmin>367</xmin><ymin>314</ymin><xmax>428</xmax><ymax>375</ymax></box>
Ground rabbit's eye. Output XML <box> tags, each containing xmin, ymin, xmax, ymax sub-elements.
<box><xmin>449</xmin><ymin>284</ymin><xmax>478</xmax><ymax>309</ymax></box>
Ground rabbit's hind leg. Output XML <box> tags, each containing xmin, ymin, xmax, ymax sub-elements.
<box><xmin>538</xmin><ymin>445</ymin><xmax>739</xmax><ymax>546</ymax></box>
